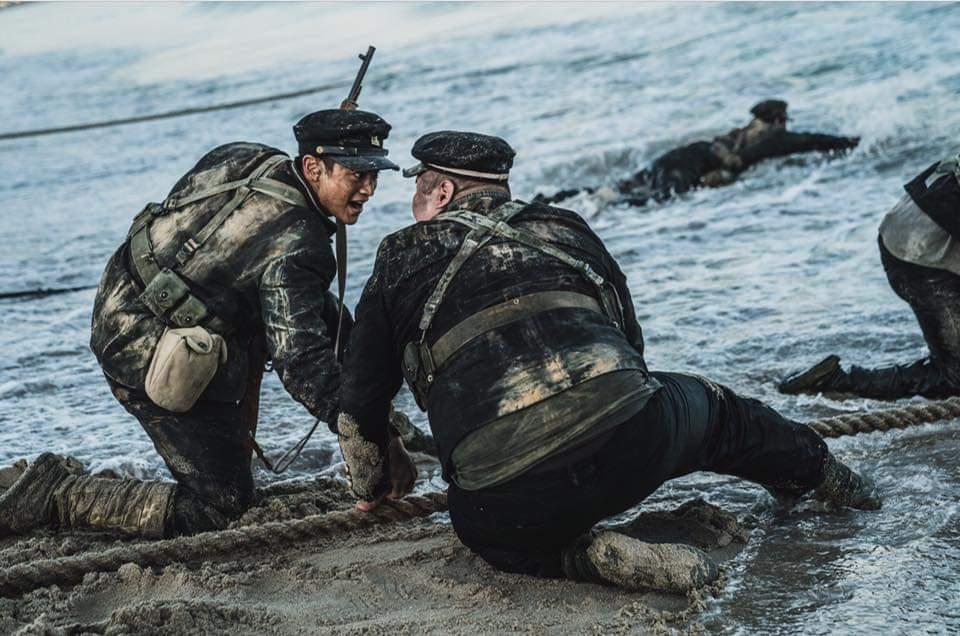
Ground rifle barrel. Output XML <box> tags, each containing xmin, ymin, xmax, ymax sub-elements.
<box><xmin>347</xmin><ymin>45</ymin><xmax>376</xmax><ymax>104</ymax></box>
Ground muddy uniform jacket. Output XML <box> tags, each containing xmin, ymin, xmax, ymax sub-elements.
<box><xmin>339</xmin><ymin>192</ymin><xmax>659</xmax><ymax>488</ymax></box>
<box><xmin>91</xmin><ymin>142</ymin><xmax>344</xmax><ymax>423</ymax></box>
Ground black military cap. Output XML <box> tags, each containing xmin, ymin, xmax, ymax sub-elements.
<box><xmin>293</xmin><ymin>109</ymin><xmax>399</xmax><ymax>172</ymax></box>
<box><xmin>750</xmin><ymin>99</ymin><xmax>789</xmax><ymax>123</ymax></box>
<box><xmin>402</xmin><ymin>131</ymin><xmax>515</xmax><ymax>181</ymax></box>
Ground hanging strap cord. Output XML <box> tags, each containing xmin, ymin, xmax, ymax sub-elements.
<box><xmin>333</xmin><ymin>221</ymin><xmax>348</xmax><ymax>361</ymax></box>
<box><xmin>250</xmin><ymin>419</ymin><xmax>322</xmax><ymax>475</ymax></box>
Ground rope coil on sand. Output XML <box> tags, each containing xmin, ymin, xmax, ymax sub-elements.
<box><xmin>2</xmin><ymin>397</ymin><xmax>959</xmax><ymax>598</ymax></box>
<box><xmin>0</xmin><ymin>492</ymin><xmax>447</xmax><ymax>598</ymax></box>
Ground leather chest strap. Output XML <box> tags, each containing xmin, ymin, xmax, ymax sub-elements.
<box><xmin>429</xmin><ymin>290</ymin><xmax>603</xmax><ymax>372</ymax></box>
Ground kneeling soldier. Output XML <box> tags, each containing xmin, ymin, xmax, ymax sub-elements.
<box><xmin>781</xmin><ymin>154</ymin><xmax>960</xmax><ymax>399</ymax></box>
<box><xmin>336</xmin><ymin>131</ymin><xmax>881</xmax><ymax>593</ymax></box>
<box><xmin>0</xmin><ymin>109</ymin><xmax>399</xmax><ymax>539</ymax></box>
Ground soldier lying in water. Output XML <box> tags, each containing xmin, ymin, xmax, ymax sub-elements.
<box><xmin>536</xmin><ymin>99</ymin><xmax>860</xmax><ymax>207</ymax></box>
<box><xmin>336</xmin><ymin>130</ymin><xmax>881</xmax><ymax>594</ymax></box>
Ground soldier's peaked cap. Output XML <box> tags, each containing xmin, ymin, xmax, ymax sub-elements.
<box><xmin>402</xmin><ymin>131</ymin><xmax>515</xmax><ymax>181</ymax></box>
<box><xmin>293</xmin><ymin>109</ymin><xmax>398</xmax><ymax>172</ymax></box>
<box><xmin>750</xmin><ymin>99</ymin><xmax>789</xmax><ymax>123</ymax></box>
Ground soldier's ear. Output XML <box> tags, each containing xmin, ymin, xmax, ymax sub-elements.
<box><xmin>302</xmin><ymin>155</ymin><xmax>326</xmax><ymax>182</ymax></box>
<box><xmin>437</xmin><ymin>179</ymin><xmax>456</xmax><ymax>207</ymax></box>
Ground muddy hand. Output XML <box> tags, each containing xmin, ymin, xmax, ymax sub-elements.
<box><xmin>356</xmin><ymin>436</ymin><xmax>417</xmax><ymax>512</ymax></box>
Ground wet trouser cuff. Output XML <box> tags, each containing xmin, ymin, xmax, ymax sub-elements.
<box><xmin>560</xmin><ymin>534</ymin><xmax>602</xmax><ymax>583</ymax></box>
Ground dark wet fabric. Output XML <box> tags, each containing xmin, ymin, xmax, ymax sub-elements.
<box><xmin>108</xmin><ymin>380</ymin><xmax>253</xmax><ymax>534</ymax></box>
<box><xmin>450</xmin><ymin>369</ymin><xmax>652</xmax><ymax>490</ymax></box>
<box><xmin>619</xmin><ymin>141</ymin><xmax>727</xmax><ymax>200</ymax></box>
<box><xmin>447</xmin><ymin>371</ymin><xmax>828</xmax><ymax>578</ymax></box>
<box><xmin>822</xmin><ymin>237</ymin><xmax>960</xmax><ymax>400</ymax></box>
<box><xmin>338</xmin><ymin>192</ymin><xmax>652</xmax><ymax>479</ymax></box>
<box><xmin>91</xmin><ymin>142</ymin><xmax>345</xmax><ymax>425</ymax></box>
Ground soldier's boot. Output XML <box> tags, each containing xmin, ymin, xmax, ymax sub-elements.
<box><xmin>0</xmin><ymin>453</ymin><xmax>175</xmax><ymax>539</ymax></box>
<box><xmin>813</xmin><ymin>453</ymin><xmax>882</xmax><ymax>511</ymax></box>
<box><xmin>560</xmin><ymin>531</ymin><xmax>719</xmax><ymax>594</ymax></box>
<box><xmin>780</xmin><ymin>355</ymin><xmax>952</xmax><ymax>400</ymax></box>
<box><xmin>778</xmin><ymin>355</ymin><xmax>845</xmax><ymax>395</ymax></box>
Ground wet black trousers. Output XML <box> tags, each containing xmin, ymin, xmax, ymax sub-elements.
<box><xmin>845</xmin><ymin>238</ymin><xmax>960</xmax><ymax>399</ymax></box>
<box><xmin>108</xmin><ymin>381</ymin><xmax>254</xmax><ymax>535</ymax></box>
<box><xmin>447</xmin><ymin>371</ymin><xmax>827</xmax><ymax>579</ymax></box>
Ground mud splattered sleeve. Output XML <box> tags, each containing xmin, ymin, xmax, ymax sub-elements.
<box><xmin>338</xmin><ymin>239</ymin><xmax>405</xmax><ymax>452</ymax></box>
<box><xmin>259</xmin><ymin>246</ymin><xmax>342</xmax><ymax>426</ymax></box>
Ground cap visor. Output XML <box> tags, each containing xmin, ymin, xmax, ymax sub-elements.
<box><xmin>402</xmin><ymin>162</ymin><xmax>427</xmax><ymax>178</ymax></box>
<box><xmin>331</xmin><ymin>155</ymin><xmax>399</xmax><ymax>172</ymax></box>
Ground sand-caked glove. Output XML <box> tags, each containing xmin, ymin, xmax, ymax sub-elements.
<box><xmin>337</xmin><ymin>412</ymin><xmax>389</xmax><ymax>502</ymax></box>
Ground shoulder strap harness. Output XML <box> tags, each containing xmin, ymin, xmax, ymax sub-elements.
<box><xmin>127</xmin><ymin>153</ymin><xmax>306</xmax><ymax>334</ymax></box>
<box><xmin>402</xmin><ymin>201</ymin><xmax>625</xmax><ymax>410</ymax></box>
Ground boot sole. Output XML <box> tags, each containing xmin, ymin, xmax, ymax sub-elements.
<box><xmin>779</xmin><ymin>355</ymin><xmax>841</xmax><ymax>394</ymax></box>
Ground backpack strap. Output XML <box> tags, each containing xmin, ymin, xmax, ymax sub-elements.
<box><xmin>418</xmin><ymin>201</ymin><xmax>527</xmax><ymax>336</ymax></box>
<box><xmin>173</xmin><ymin>153</ymin><xmax>289</xmax><ymax>266</ymax></box>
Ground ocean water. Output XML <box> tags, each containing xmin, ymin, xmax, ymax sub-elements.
<box><xmin>1</xmin><ymin>2</ymin><xmax>959</xmax><ymax>632</ymax></box>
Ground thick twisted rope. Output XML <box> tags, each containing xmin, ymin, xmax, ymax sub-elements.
<box><xmin>807</xmin><ymin>396</ymin><xmax>960</xmax><ymax>438</ymax></box>
<box><xmin>0</xmin><ymin>492</ymin><xmax>447</xmax><ymax>598</ymax></box>
<box><xmin>4</xmin><ymin>398</ymin><xmax>958</xmax><ymax>598</ymax></box>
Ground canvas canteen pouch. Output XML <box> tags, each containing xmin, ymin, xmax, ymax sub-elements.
<box><xmin>145</xmin><ymin>326</ymin><xmax>228</xmax><ymax>413</ymax></box>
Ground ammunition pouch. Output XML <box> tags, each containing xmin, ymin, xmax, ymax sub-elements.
<box><xmin>139</xmin><ymin>269</ymin><xmax>211</xmax><ymax>329</ymax></box>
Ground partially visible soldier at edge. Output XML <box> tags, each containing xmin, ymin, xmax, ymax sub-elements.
<box><xmin>781</xmin><ymin>153</ymin><xmax>960</xmax><ymax>400</ymax></box>
<box><xmin>336</xmin><ymin>131</ymin><xmax>881</xmax><ymax>593</ymax></box>
<box><xmin>0</xmin><ymin>109</ymin><xmax>400</xmax><ymax>539</ymax></box>
<box><xmin>537</xmin><ymin>99</ymin><xmax>860</xmax><ymax>207</ymax></box>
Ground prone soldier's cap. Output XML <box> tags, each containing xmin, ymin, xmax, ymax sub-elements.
<box><xmin>293</xmin><ymin>109</ymin><xmax>399</xmax><ymax>172</ymax></box>
<box><xmin>402</xmin><ymin>131</ymin><xmax>515</xmax><ymax>181</ymax></box>
<box><xmin>750</xmin><ymin>99</ymin><xmax>789</xmax><ymax>123</ymax></box>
